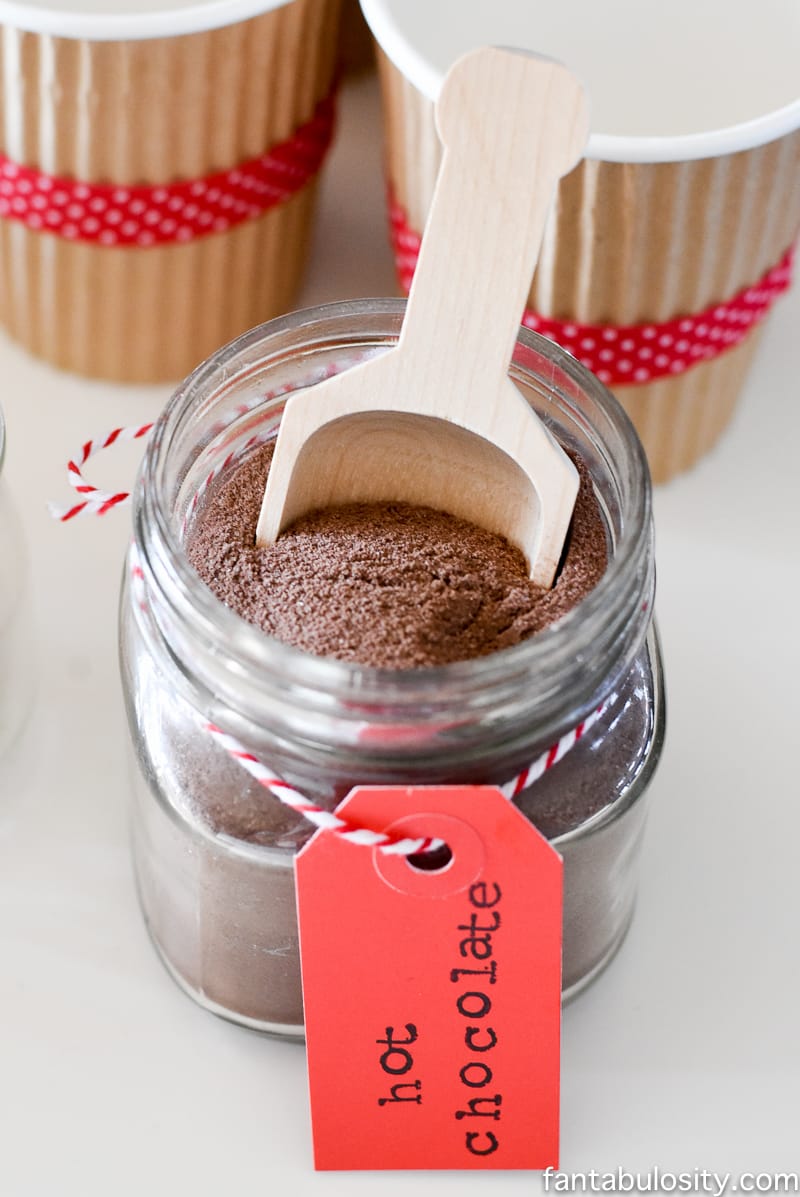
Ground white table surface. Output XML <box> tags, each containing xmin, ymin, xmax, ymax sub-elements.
<box><xmin>1</xmin><ymin>72</ymin><xmax>798</xmax><ymax>1194</ymax></box>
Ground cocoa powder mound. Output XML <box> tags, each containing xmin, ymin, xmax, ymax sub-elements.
<box><xmin>186</xmin><ymin>442</ymin><xmax>607</xmax><ymax>668</ymax></box>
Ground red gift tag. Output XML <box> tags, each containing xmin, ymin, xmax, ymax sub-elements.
<box><xmin>295</xmin><ymin>786</ymin><xmax>562</xmax><ymax>1171</ymax></box>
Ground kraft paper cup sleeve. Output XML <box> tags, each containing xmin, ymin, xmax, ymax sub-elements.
<box><xmin>375</xmin><ymin>45</ymin><xmax>800</xmax><ymax>482</ymax></box>
<box><xmin>0</xmin><ymin>0</ymin><xmax>343</xmax><ymax>382</ymax></box>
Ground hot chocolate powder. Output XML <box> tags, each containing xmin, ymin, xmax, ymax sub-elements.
<box><xmin>131</xmin><ymin>440</ymin><xmax>658</xmax><ymax>1029</ymax></box>
<box><xmin>186</xmin><ymin>443</ymin><xmax>608</xmax><ymax>668</ymax></box>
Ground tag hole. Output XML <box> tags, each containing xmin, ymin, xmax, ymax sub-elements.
<box><xmin>406</xmin><ymin>842</ymin><xmax>454</xmax><ymax>873</ymax></box>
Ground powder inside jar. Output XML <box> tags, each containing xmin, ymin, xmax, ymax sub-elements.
<box><xmin>186</xmin><ymin>442</ymin><xmax>607</xmax><ymax>668</ymax></box>
<box><xmin>132</xmin><ymin>438</ymin><xmax>657</xmax><ymax>1027</ymax></box>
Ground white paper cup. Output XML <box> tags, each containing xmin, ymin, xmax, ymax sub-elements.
<box><xmin>0</xmin><ymin>0</ymin><xmax>342</xmax><ymax>382</ymax></box>
<box><xmin>362</xmin><ymin>0</ymin><xmax>800</xmax><ymax>481</ymax></box>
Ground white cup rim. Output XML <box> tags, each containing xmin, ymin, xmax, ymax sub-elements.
<box><xmin>361</xmin><ymin>0</ymin><xmax>800</xmax><ymax>163</ymax></box>
<box><xmin>590</xmin><ymin>104</ymin><xmax>800</xmax><ymax>162</ymax></box>
<box><xmin>0</xmin><ymin>0</ymin><xmax>292</xmax><ymax>41</ymax></box>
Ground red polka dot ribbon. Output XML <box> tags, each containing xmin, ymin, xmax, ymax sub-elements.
<box><xmin>390</xmin><ymin>195</ymin><xmax>795</xmax><ymax>386</ymax></box>
<box><xmin>0</xmin><ymin>93</ymin><xmax>335</xmax><ymax>249</ymax></box>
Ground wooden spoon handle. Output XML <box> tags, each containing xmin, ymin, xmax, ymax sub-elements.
<box><xmin>256</xmin><ymin>48</ymin><xmax>588</xmax><ymax>587</ymax></box>
<box><xmin>398</xmin><ymin>49</ymin><xmax>589</xmax><ymax>412</ymax></box>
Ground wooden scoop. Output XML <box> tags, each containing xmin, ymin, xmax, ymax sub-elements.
<box><xmin>256</xmin><ymin>47</ymin><xmax>590</xmax><ymax>587</ymax></box>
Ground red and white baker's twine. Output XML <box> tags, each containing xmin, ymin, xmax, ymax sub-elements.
<box><xmin>390</xmin><ymin>195</ymin><xmax>795</xmax><ymax>386</ymax></box>
<box><xmin>52</xmin><ymin>411</ymin><xmax>617</xmax><ymax>856</ymax></box>
<box><xmin>203</xmin><ymin>696</ymin><xmax>616</xmax><ymax>857</ymax></box>
<box><xmin>0</xmin><ymin>93</ymin><xmax>335</xmax><ymax>249</ymax></box>
<box><xmin>48</xmin><ymin>362</ymin><xmax>348</xmax><ymax>523</ymax></box>
<box><xmin>48</xmin><ymin>423</ymin><xmax>154</xmax><ymax>521</ymax></box>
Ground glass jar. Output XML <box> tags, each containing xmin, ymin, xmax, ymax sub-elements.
<box><xmin>120</xmin><ymin>299</ymin><xmax>665</xmax><ymax>1037</ymax></box>
<box><xmin>0</xmin><ymin>404</ymin><xmax>34</xmax><ymax>762</ymax></box>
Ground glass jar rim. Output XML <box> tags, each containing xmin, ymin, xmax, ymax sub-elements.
<box><xmin>137</xmin><ymin>298</ymin><xmax>652</xmax><ymax>702</ymax></box>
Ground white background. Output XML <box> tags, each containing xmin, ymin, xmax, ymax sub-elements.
<box><xmin>0</xmin><ymin>71</ymin><xmax>798</xmax><ymax>1193</ymax></box>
